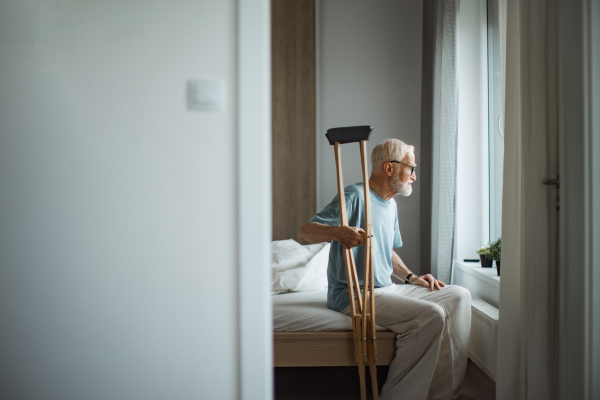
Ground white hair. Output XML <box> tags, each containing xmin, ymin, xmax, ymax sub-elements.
<box><xmin>370</xmin><ymin>139</ymin><xmax>414</xmax><ymax>171</ymax></box>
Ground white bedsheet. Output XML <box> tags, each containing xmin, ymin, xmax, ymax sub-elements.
<box><xmin>273</xmin><ymin>288</ymin><xmax>390</xmax><ymax>332</ymax></box>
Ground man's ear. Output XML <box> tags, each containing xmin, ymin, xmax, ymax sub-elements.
<box><xmin>383</xmin><ymin>162</ymin><xmax>394</xmax><ymax>177</ymax></box>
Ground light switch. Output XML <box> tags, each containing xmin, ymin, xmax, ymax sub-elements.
<box><xmin>186</xmin><ymin>79</ymin><xmax>224</xmax><ymax>111</ymax></box>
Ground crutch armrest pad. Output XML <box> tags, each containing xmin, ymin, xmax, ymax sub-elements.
<box><xmin>325</xmin><ymin>126</ymin><xmax>373</xmax><ymax>145</ymax></box>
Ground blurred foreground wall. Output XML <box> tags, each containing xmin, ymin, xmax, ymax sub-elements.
<box><xmin>0</xmin><ymin>1</ymin><xmax>244</xmax><ymax>398</ymax></box>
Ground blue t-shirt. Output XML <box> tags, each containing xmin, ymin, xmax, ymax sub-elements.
<box><xmin>308</xmin><ymin>183</ymin><xmax>402</xmax><ymax>312</ymax></box>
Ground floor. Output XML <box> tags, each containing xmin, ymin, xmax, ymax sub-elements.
<box><xmin>274</xmin><ymin>359</ymin><xmax>495</xmax><ymax>400</ymax></box>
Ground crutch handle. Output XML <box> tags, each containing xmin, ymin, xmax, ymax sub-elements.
<box><xmin>326</xmin><ymin>126</ymin><xmax>373</xmax><ymax>145</ymax></box>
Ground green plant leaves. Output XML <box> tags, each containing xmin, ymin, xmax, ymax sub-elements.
<box><xmin>476</xmin><ymin>238</ymin><xmax>501</xmax><ymax>260</ymax></box>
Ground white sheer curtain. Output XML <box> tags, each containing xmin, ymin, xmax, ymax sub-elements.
<box><xmin>420</xmin><ymin>0</ymin><xmax>460</xmax><ymax>284</ymax></box>
<box><xmin>496</xmin><ymin>0</ymin><xmax>560</xmax><ymax>399</ymax></box>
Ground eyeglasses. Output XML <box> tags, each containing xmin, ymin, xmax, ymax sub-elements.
<box><xmin>390</xmin><ymin>160</ymin><xmax>416</xmax><ymax>175</ymax></box>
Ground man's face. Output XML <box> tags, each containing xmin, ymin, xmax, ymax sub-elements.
<box><xmin>390</xmin><ymin>150</ymin><xmax>417</xmax><ymax>197</ymax></box>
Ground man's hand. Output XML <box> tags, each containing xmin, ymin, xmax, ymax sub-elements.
<box><xmin>335</xmin><ymin>226</ymin><xmax>365</xmax><ymax>250</ymax></box>
<box><xmin>410</xmin><ymin>274</ymin><xmax>446</xmax><ymax>291</ymax></box>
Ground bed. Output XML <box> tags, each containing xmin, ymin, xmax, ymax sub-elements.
<box><xmin>273</xmin><ymin>289</ymin><xmax>397</xmax><ymax>367</ymax></box>
<box><xmin>271</xmin><ymin>240</ymin><xmax>397</xmax><ymax>367</ymax></box>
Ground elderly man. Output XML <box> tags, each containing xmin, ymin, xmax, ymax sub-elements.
<box><xmin>299</xmin><ymin>139</ymin><xmax>471</xmax><ymax>400</ymax></box>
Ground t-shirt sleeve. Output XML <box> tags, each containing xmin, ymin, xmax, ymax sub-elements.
<box><xmin>393</xmin><ymin>207</ymin><xmax>402</xmax><ymax>248</ymax></box>
<box><xmin>308</xmin><ymin>195</ymin><xmax>342</xmax><ymax>226</ymax></box>
<box><xmin>308</xmin><ymin>187</ymin><xmax>356</xmax><ymax>227</ymax></box>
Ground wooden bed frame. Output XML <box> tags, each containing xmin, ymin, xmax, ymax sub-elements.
<box><xmin>273</xmin><ymin>331</ymin><xmax>398</xmax><ymax>367</ymax></box>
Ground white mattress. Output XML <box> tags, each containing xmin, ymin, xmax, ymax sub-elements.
<box><xmin>273</xmin><ymin>288</ymin><xmax>390</xmax><ymax>332</ymax></box>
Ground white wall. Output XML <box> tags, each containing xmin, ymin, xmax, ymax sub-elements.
<box><xmin>455</xmin><ymin>0</ymin><xmax>486</xmax><ymax>264</ymax></box>
<box><xmin>0</xmin><ymin>1</ymin><xmax>271</xmax><ymax>399</ymax></box>
<box><xmin>317</xmin><ymin>0</ymin><xmax>423</xmax><ymax>273</ymax></box>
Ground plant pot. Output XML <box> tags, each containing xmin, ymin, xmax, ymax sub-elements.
<box><xmin>480</xmin><ymin>254</ymin><xmax>493</xmax><ymax>268</ymax></box>
<box><xmin>495</xmin><ymin>260</ymin><xmax>501</xmax><ymax>276</ymax></box>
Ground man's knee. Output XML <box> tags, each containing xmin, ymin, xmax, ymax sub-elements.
<box><xmin>446</xmin><ymin>285</ymin><xmax>471</xmax><ymax>308</ymax></box>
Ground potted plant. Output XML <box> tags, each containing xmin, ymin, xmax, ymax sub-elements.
<box><xmin>476</xmin><ymin>245</ymin><xmax>493</xmax><ymax>268</ymax></box>
<box><xmin>488</xmin><ymin>238</ymin><xmax>501</xmax><ymax>276</ymax></box>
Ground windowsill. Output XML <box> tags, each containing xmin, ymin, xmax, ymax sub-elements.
<box><xmin>454</xmin><ymin>260</ymin><xmax>500</xmax><ymax>308</ymax></box>
<box><xmin>454</xmin><ymin>260</ymin><xmax>500</xmax><ymax>288</ymax></box>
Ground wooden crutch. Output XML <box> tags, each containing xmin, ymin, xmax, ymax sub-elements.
<box><xmin>326</xmin><ymin>126</ymin><xmax>379</xmax><ymax>400</ymax></box>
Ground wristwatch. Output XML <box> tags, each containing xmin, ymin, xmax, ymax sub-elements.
<box><xmin>405</xmin><ymin>273</ymin><xmax>414</xmax><ymax>285</ymax></box>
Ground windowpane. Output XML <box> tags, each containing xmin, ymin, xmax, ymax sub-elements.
<box><xmin>487</xmin><ymin>0</ymin><xmax>503</xmax><ymax>241</ymax></box>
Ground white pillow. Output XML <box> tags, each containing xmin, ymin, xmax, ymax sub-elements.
<box><xmin>302</xmin><ymin>242</ymin><xmax>327</xmax><ymax>257</ymax></box>
<box><xmin>272</xmin><ymin>243</ymin><xmax>330</xmax><ymax>294</ymax></box>
<box><xmin>272</xmin><ymin>239</ymin><xmax>313</xmax><ymax>273</ymax></box>
<box><xmin>294</xmin><ymin>243</ymin><xmax>330</xmax><ymax>292</ymax></box>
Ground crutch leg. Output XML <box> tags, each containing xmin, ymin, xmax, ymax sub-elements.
<box><xmin>354</xmin><ymin>315</ymin><xmax>367</xmax><ymax>400</ymax></box>
<box><xmin>328</xmin><ymin>128</ymin><xmax>377</xmax><ymax>400</ymax></box>
<box><xmin>367</xmin><ymin>314</ymin><xmax>379</xmax><ymax>400</ymax></box>
<box><xmin>360</xmin><ymin>140</ymin><xmax>379</xmax><ymax>400</ymax></box>
<box><xmin>335</xmin><ymin>143</ymin><xmax>368</xmax><ymax>399</ymax></box>
<box><xmin>369</xmin><ymin>363</ymin><xmax>379</xmax><ymax>399</ymax></box>
<box><xmin>358</xmin><ymin>362</ymin><xmax>367</xmax><ymax>400</ymax></box>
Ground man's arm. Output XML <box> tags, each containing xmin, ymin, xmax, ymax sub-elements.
<box><xmin>391</xmin><ymin>251</ymin><xmax>445</xmax><ymax>291</ymax></box>
<box><xmin>299</xmin><ymin>222</ymin><xmax>365</xmax><ymax>250</ymax></box>
<box><xmin>391</xmin><ymin>251</ymin><xmax>413</xmax><ymax>282</ymax></box>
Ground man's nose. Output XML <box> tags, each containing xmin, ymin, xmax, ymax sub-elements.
<box><xmin>411</xmin><ymin>173</ymin><xmax>417</xmax><ymax>182</ymax></box>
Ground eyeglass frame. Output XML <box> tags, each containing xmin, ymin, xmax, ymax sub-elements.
<box><xmin>390</xmin><ymin>160</ymin><xmax>416</xmax><ymax>176</ymax></box>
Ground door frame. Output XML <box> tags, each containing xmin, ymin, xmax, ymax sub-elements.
<box><xmin>557</xmin><ymin>0</ymin><xmax>596</xmax><ymax>398</ymax></box>
<box><xmin>237</xmin><ymin>0</ymin><xmax>272</xmax><ymax>399</ymax></box>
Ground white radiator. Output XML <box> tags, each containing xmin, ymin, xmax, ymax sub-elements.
<box><xmin>468</xmin><ymin>295</ymin><xmax>499</xmax><ymax>381</ymax></box>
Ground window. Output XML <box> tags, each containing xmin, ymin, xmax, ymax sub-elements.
<box><xmin>454</xmin><ymin>0</ymin><xmax>503</xmax><ymax>273</ymax></box>
<box><xmin>487</xmin><ymin>0</ymin><xmax>504</xmax><ymax>242</ymax></box>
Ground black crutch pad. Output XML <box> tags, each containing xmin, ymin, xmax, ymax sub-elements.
<box><xmin>325</xmin><ymin>125</ymin><xmax>373</xmax><ymax>145</ymax></box>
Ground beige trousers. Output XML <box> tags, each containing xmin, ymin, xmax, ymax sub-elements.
<box><xmin>343</xmin><ymin>284</ymin><xmax>471</xmax><ymax>400</ymax></box>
